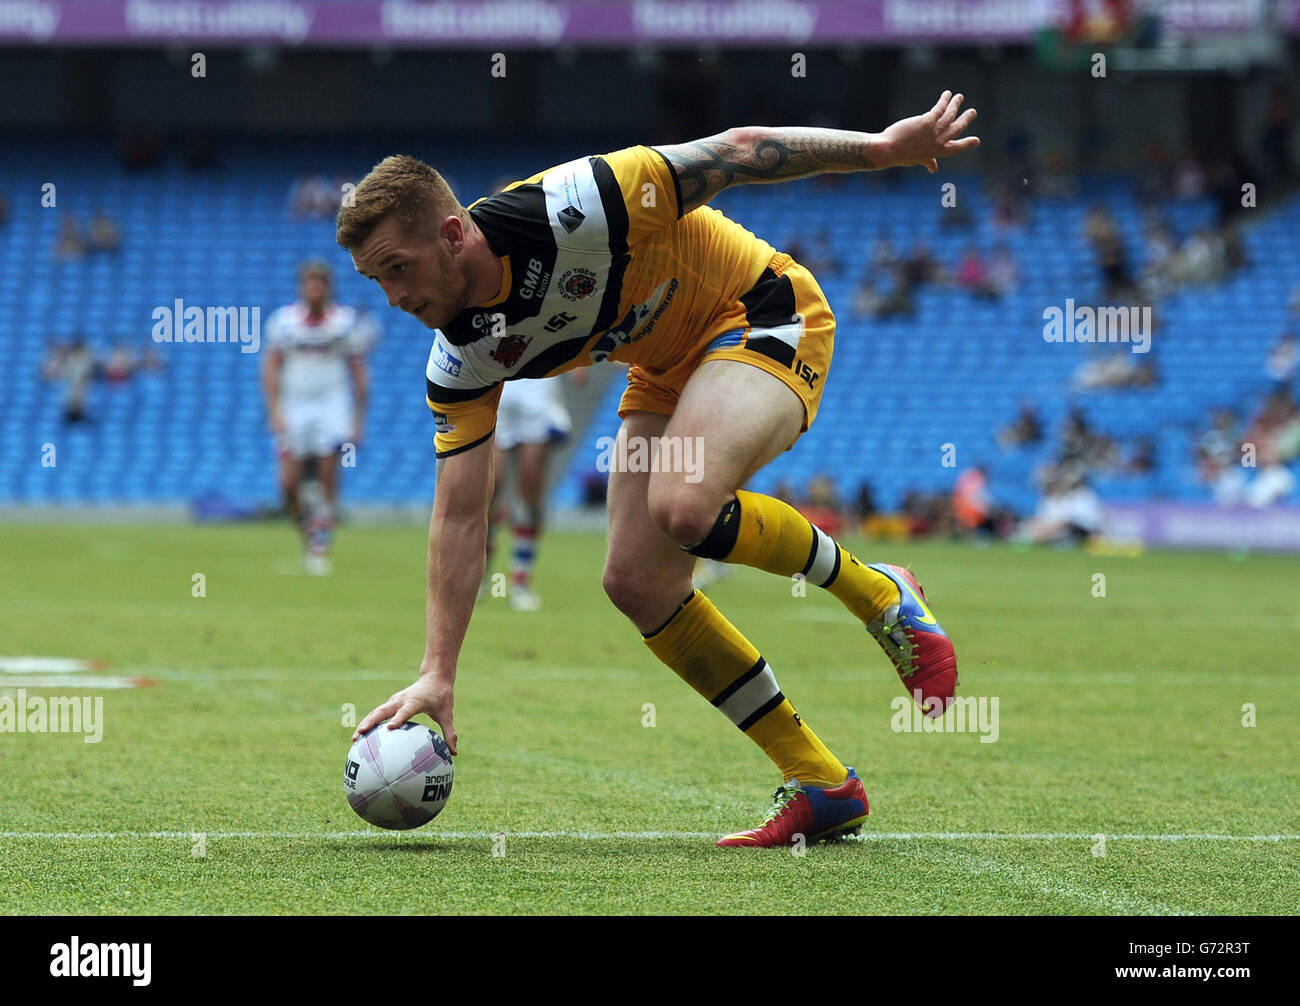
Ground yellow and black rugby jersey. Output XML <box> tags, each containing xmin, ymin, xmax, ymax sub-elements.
<box><xmin>425</xmin><ymin>144</ymin><xmax>779</xmax><ymax>457</ymax></box>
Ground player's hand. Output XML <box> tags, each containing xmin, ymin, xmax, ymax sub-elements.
<box><xmin>350</xmin><ymin>424</ymin><xmax>364</xmax><ymax>447</ymax></box>
<box><xmin>353</xmin><ymin>673</ymin><xmax>458</xmax><ymax>755</ymax></box>
<box><xmin>270</xmin><ymin>407</ymin><xmax>285</xmax><ymax>436</ymax></box>
<box><xmin>877</xmin><ymin>90</ymin><xmax>980</xmax><ymax>173</ymax></box>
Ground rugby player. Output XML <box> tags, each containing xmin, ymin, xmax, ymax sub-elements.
<box><xmin>262</xmin><ymin>261</ymin><xmax>374</xmax><ymax>575</ymax></box>
<box><xmin>345</xmin><ymin>92</ymin><xmax>978</xmax><ymax>846</ymax></box>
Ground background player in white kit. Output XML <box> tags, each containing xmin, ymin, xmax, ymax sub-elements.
<box><xmin>261</xmin><ymin>260</ymin><xmax>375</xmax><ymax>574</ymax></box>
<box><xmin>484</xmin><ymin>374</ymin><xmax>575</xmax><ymax>610</ymax></box>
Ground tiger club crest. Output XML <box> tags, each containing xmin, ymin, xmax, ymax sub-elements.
<box><xmin>489</xmin><ymin>333</ymin><xmax>532</xmax><ymax>368</ymax></box>
<box><xmin>559</xmin><ymin>268</ymin><xmax>598</xmax><ymax>302</ymax></box>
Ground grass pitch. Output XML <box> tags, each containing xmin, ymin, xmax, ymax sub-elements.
<box><xmin>1</xmin><ymin>523</ymin><xmax>1297</xmax><ymax>915</ymax></box>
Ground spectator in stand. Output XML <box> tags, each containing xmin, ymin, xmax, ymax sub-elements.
<box><xmin>853</xmin><ymin>262</ymin><xmax>913</xmax><ymax>319</ymax></box>
<box><xmin>1222</xmin><ymin>221</ymin><xmax>1248</xmax><ymax>272</ymax></box>
<box><xmin>55</xmin><ymin>216</ymin><xmax>86</xmax><ymax>260</ymax></box>
<box><xmin>802</xmin><ymin>228</ymin><xmax>841</xmax><ymax>277</ymax></box>
<box><xmin>869</xmin><ymin>237</ymin><xmax>895</xmax><ymax>271</ymax></box>
<box><xmin>290</xmin><ymin>174</ymin><xmax>339</xmax><ymax>220</ymax></box>
<box><xmin>1060</xmin><ymin>406</ymin><xmax>1121</xmax><ymax>473</ymax></box>
<box><xmin>1126</xmin><ymin>437</ymin><xmax>1156</xmax><ymax>476</ymax></box>
<box><xmin>1139</xmin><ymin>219</ymin><xmax>1178</xmax><ymax>297</ymax></box>
<box><xmin>1171</xmin><ymin>227</ymin><xmax>1226</xmax><ymax>286</ymax></box>
<box><xmin>986</xmin><ymin>241</ymin><xmax>1019</xmax><ymax>296</ymax></box>
<box><xmin>998</xmin><ymin>399</ymin><xmax>1043</xmax><ymax>449</ymax></box>
<box><xmin>900</xmin><ymin>489</ymin><xmax>956</xmax><ymax>539</ymax></box>
<box><xmin>1196</xmin><ymin>408</ymin><xmax>1246</xmax><ymax>505</ymax></box>
<box><xmin>1019</xmin><ymin>465</ymin><xmax>1103</xmax><ymax>546</ymax></box>
<box><xmin>1083</xmin><ymin>204</ymin><xmax>1134</xmax><ymax>300</ymax></box>
<box><xmin>900</xmin><ymin>241</ymin><xmax>941</xmax><ymax>288</ymax></box>
<box><xmin>952</xmin><ymin>465</ymin><xmax>996</xmax><ymax>538</ymax></box>
<box><xmin>1171</xmin><ymin>149</ymin><xmax>1208</xmax><ymax>200</ymax></box>
<box><xmin>87</xmin><ymin>209</ymin><xmax>122</xmax><ymax>254</ymax></box>
<box><xmin>40</xmin><ymin>341</ymin><xmax>67</xmax><ymax>381</ymax></box>
<box><xmin>1209</xmin><ymin>152</ymin><xmax>1252</xmax><ymax>224</ymax></box>
<box><xmin>1073</xmin><ymin>351</ymin><xmax>1133</xmax><ymax>391</ymax></box>
<box><xmin>1241</xmin><ymin>390</ymin><xmax>1300</xmax><ymax>507</ymax></box>
<box><xmin>1265</xmin><ymin>332</ymin><xmax>1298</xmax><ymax>388</ymax></box>
<box><xmin>102</xmin><ymin>342</ymin><xmax>137</xmax><ymax>384</ymax></box>
<box><xmin>954</xmin><ymin>244</ymin><xmax>997</xmax><ymax>298</ymax></box>
<box><xmin>991</xmin><ymin>179</ymin><xmax>1030</xmax><ymax>231</ymax></box>
<box><xmin>43</xmin><ymin>337</ymin><xmax>97</xmax><ymax>424</ymax></box>
<box><xmin>796</xmin><ymin>474</ymin><xmax>845</xmax><ymax>536</ymax></box>
<box><xmin>853</xmin><ymin>483</ymin><xmax>877</xmax><ymax>525</ymax></box>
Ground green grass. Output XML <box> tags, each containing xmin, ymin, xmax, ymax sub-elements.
<box><xmin>1</xmin><ymin>524</ymin><xmax>1297</xmax><ymax>915</ymax></box>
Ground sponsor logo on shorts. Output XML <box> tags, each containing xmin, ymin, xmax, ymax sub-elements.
<box><xmin>431</xmin><ymin>411</ymin><xmax>456</xmax><ymax>435</ymax></box>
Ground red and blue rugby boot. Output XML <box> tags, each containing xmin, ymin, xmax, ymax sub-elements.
<box><xmin>717</xmin><ymin>768</ymin><xmax>869</xmax><ymax>848</ymax></box>
<box><xmin>866</xmin><ymin>563</ymin><xmax>958</xmax><ymax>717</ymax></box>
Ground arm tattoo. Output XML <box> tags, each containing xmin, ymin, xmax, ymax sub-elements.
<box><xmin>660</xmin><ymin>128</ymin><xmax>878</xmax><ymax>214</ymax></box>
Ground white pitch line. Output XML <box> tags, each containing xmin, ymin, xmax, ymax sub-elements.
<box><xmin>0</xmin><ymin>831</ymin><xmax>1296</xmax><ymax>842</ymax></box>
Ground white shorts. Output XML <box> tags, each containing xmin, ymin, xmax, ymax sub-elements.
<box><xmin>280</xmin><ymin>396</ymin><xmax>352</xmax><ymax>458</ymax></box>
<box><xmin>495</xmin><ymin>379</ymin><xmax>571</xmax><ymax>451</ymax></box>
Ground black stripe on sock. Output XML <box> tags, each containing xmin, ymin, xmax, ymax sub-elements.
<box><xmin>641</xmin><ymin>590</ymin><xmax>698</xmax><ymax>640</ymax></box>
<box><xmin>800</xmin><ymin>524</ymin><xmax>818</xmax><ymax>578</ymax></box>
<box><xmin>819</xmin><ymin>543</ymin><xmax>843</xmax><ymax>589</ymax></box>
<box><xmin>710</xmin><ymin>657</ymin><xmax>767</xmax><ymax>707</ymax></box>
<box><xmin>685</xmin><ymin>498</ymin><xmax>741</xmax><ymax>560</ymax></box>
<box><xmin>737</xmin><ymin>690</ymin><xmax>786</xmax><ymax>732</ymax></box>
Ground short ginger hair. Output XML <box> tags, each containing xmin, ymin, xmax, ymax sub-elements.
<box><xmin>336</xmin><ymin>154</ymin><xmax>466</xmax><ymax>250</ymax></box>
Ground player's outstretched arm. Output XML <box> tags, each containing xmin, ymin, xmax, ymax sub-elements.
<box><xmin>657</xmin><ymin>90</ymin><xmax>979</xmax><ymax>214</ymax></box>
<box><xmin>351</xmin><ymin>436</ymin><xmax>494</xmax><ymax>753</ymax></box>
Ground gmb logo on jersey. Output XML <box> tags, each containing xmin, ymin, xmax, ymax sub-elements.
<box><xmin>431</xmin><ymin>342</ymin><xmax>462</xmax><ymax>377</ymax></box>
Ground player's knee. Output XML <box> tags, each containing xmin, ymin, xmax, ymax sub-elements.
<box><xmin>646</xmin><ymin>487</ymin><xmax>722</xmax><ymax>548</ymax></box>
<box><xmin>602</xmin><ymin>562</ymin><xmax>655</xmax><ymax>618</ymax></box>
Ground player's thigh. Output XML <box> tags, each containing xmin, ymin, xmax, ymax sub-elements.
<box><xmin>646</xmin><ymin>359</ymin><xmax>805</xmax><ymax>542</ymax></box>
<box><xmin>489</xmin><ymin>445</ymin><xmax>510</xmax><ymax>506</ymax></box>
<box><xmin>603</xmin><ymin>412</ymin><xmax>697</xmax><ymax>627</ymax></box>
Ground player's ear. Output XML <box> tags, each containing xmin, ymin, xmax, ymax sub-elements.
<box><xmin>439</xmin><ymin>213</ymin><xmax>466</xmax><ymax>252</ymax></box>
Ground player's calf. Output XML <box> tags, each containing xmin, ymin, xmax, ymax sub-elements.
<box><xmin>684</xmin><ymin>490</ymin><xmax>959</xmax><ymax>714</ymax></box>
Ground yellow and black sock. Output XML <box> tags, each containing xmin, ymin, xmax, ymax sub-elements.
<box><xmin>687</xmin><ymin>489</ymin><xmax>898</xmax><ymax>623</ymax></box>
<box><xmin>643</xmin><ymin>590</ymin><xmax>846</xmax><ymax>788</ymax></box>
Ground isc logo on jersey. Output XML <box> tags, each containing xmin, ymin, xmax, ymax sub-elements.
<box><xmin>432</xmin><ymin>342</ymin><xmax>462</xmax><ymax>376</ymax></box>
